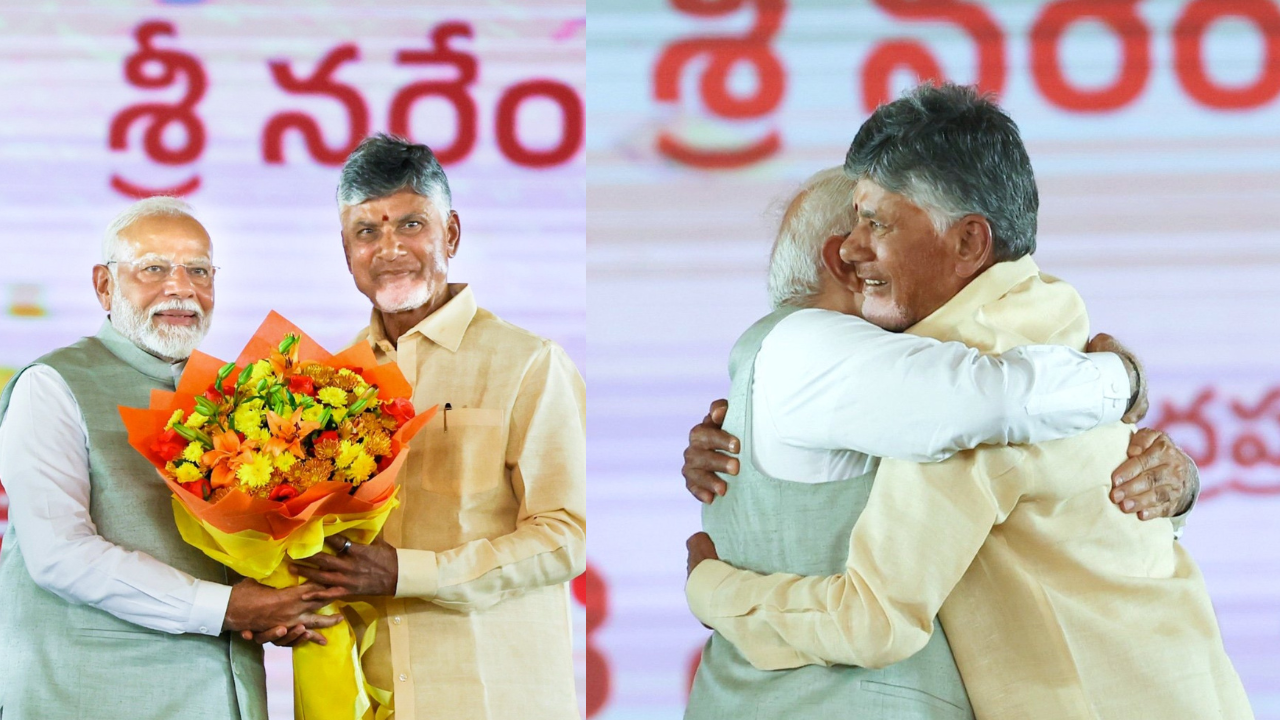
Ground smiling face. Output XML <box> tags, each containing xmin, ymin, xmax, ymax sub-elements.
<box><xmin>94</xmin><ymin>213</ymin><xmax>215</xmax><ymax>360</ymax></box>
<box><xmin>341</xmin><ymin>190</ymin><xmax>459</xmax><ymax>315</ymax></box>
<box><xmin>839</xmin><ymin>180</ymin><xmax>969</xmax><ymax>332</ymax></box>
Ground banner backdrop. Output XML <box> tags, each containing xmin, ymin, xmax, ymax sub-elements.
<box><xmin>0</xmin><ymin>2</ymin><xmax>585</xmax><ymax>717</ymax></box>
<box><xmin>589</xmin><ymin>1</ymin><xmax>1279</xmax><ymax>718</ymax></box>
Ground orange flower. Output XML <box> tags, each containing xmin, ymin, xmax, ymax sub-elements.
<box><xmin>264</xmin><ymin>407</ymin><xmax>322</xmax><ymax>459</ymax></box>
<box><xmin>202</xmin><ymin>430</ymin><xmax>253</xmax><ymax>489</ymax></box>
<box><xmin>268</xmin><ymin>341</ymin><xmax>300</xmax><ymax>379</ymax></box>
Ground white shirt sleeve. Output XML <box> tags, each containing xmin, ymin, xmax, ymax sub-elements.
<box><xmin>756</xmin><ymin>309</ymin><xmax>1132</xmax><ymax>463</ymax></box>
<box><xmin>0</xmin><ymin>365</ymin><xmax>231</xmax><ymax>636</ymax></box>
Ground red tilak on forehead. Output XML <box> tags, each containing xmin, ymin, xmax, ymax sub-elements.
<box><xmin>382</xmin><ymin>215</ymin><xmax>389</xmax><ymax>221</ymax></box>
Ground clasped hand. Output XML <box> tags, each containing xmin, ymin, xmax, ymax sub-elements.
<box><xmin>229</xmin><ymin>533</ymin><xmax>400</xmax><ymax>648</ymax></box>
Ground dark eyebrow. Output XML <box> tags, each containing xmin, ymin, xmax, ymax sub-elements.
<box><xmin>397</xmin><ymin>212</ymin><xmax>428</xmax><ymax>224</ymax></box>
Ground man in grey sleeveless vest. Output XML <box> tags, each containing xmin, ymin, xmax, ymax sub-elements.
<box><xmin>682</xmin><ymin>168</ymin><xmax>1199</xmax><ymax>719</ymax></box>
<box><xmin>0</xmin><ymin>197</ymin><xmax>348</xmax><ymax>720</ymax></box>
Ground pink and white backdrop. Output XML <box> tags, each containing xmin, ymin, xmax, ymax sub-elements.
<box><xmin>0</xmin><ymin>1</ymin><xmax>584</xmax><ymax>717</ymax></box>
<box><xmin>589</xmin><ymin>0</ymin><xmax>1279</xmax><ymax>718</ymax></box>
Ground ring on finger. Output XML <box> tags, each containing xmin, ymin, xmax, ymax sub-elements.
<box><xmin>339</xmin><ymin>538</ymin><xmax>353</xmax><ymax>555</ymax></box>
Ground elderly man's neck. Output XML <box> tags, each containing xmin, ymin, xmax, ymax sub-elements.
<box><xmin>377</xmin><ymin>289</ymin><xmax>452</xmax><ymax>349</ymax></box>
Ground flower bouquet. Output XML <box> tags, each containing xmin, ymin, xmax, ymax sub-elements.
<box><xmin>120</xmin><ymin>312</ymin><xmax>434</xmax><ymax>720</ymax></box>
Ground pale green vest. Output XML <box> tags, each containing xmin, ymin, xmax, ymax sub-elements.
<box><xmin>685</xmin><ymin>309</ymin><xmax>974</xmax><ymax>720</ymax></box>
<box><xmin>0</xmin><ymin>321</ymin><xmax>266</xmax><ymax>720</ymax></box>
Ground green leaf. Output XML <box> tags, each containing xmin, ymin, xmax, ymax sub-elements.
<box><xmin>318</xmin><ymin>407</ymin><xmax>332</xmax><ymax>429</ymax></box>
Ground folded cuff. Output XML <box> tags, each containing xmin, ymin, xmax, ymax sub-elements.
<box><xmin>191</xmin><ymin>580</ymin><xmax>233</xmax><ymax>636</ymax></box>
<box><xmin>395</xmin><ymin>548</ymin><xmax>440</xmax><ymax>599</ymax></box>
<box><xmin>685</xmin><ymin>559</ymin><xmax>736</xmax><ymax>625</ymax></box>
<box><xmin>1088</xmin><ymin>351</ymin><xmax>1132</xmax><ymax>425</ymax></box>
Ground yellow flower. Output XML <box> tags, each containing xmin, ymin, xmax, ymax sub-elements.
<box><xmin>301</xmin><ymin>405</ymin><xmax>325</xmax><ymax>424</ymax></box>
<box><xmin>274</xmin><ymin>453</ymin><xmax>297</xmax><ymax>472</ymax></box>
<box><xmin>181</xmin><ymin>442</ymin><xmax>205</xmax><ymax>464</ymax></box>
<box><xmin>344</xmin><ymin>452</ymin><xmax>377</xmax><ymax>484</ymax></box>
<box><xmin>335</xmin><ymin>440</ymin><xmax>362</xmax><ymax>469</ymax></box>
<box><xmin>248</xmin><ymin>359</ymin><xmax>275</xmax><ymax>385</ymax></box>
<box><xmin>185</xmin><ymin>411</ymin><xmax>209</xmax><ymax>429</ymax></box>
<box><xmin>235</xmin><ymin>452</ymin><xmax>275</xmax><ymax>488</ymax></box>
<box><xmin>166</xmin><ymin>409</ymin><xmax>184</xmax><ymax>429</ymax></box>
<box><xmin>330</xmin><ymin>408</ymin><xmax>348</xmax><ymax>423</ymax></box>
<box><xmin>233</xmin><ymin>401</ymin><xmax>266</xmax><ymax>437</ymax></box>
<box><xmin>174</xmin><ymin>463</ymin><xmax>205</xmax><ymax>483</ymax></box>
<box><xmin>317</xmin><ymin>387</ymin><xmax>348</xmax><ymax>409</ymax></box>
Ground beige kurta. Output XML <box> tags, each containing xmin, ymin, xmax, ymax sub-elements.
<box><xmin>353</xmin><ymin>284</ymin><xmax>586</xmax><ymax>720</ymax></box>
<box><xmin>687</xmin><ymin>257</ymin><xmax>1252</xmax><ymax>719</ymax></box>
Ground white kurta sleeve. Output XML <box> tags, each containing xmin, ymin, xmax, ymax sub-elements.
<box><xmin>758</xmin><ymin>309</ymin><xmax>1131</xmax><ymax>462</ymax></box>
<box><xmin>0</xmin><ymin>365</ymin><xmax>230</xmax><ymax>636</ymax></box>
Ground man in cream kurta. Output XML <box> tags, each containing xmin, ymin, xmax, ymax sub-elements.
<box><xmin>685</xmin><ymin>84</ymin><xmax>1251</xmax><ymax>719</ymax></box>
<box><xmin>687</xmin><ymin>256</ymin><xmax>1252</xmax><ymax>719</ymax></box>
<box><xmin>353</xmin><ymin>283</ymin><xmax>585</xmax><ymax>720</ymax></box>
<box><xmin>279</xmin><ymin>134</ymin><xmax>585</xmax><ymax>720</ymax></box>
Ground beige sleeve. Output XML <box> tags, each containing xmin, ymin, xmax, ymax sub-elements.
<box><xmin>687</xmin><ymin>448</ymin><xmax>1021</xmax><ymax>670</ymax></box>
<box><xmin>395</xmin><ymin>343</ymin><xmax>587</xmax><ymax>611</ymax></box>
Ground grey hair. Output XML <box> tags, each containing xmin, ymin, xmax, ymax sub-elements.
<box><xmin>336</xmin><ymin>133</ymin><xmax>452</xmax><ymax>220</ymax></box>
<box><xmin>102</xmin><ymin>196</ymin><xmax>200</xmax><ymax>264</ymax></box>
<box><xmin>767</xmin><ymin>167</ymin><xmax>858</xmax><ymax>310</ymax></box>
<box><xmin>844</xmin><ymin>82</ymin><xmax>1038</xmax><ymax>262</ymax></box>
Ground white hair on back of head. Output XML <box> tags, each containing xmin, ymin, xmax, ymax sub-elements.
<box><xmin>766</xmin><ymin>167</ymin><xmax>858</xmax><ymax>310</ymax></box>
<box><xmin>102</xmin><ymin>196</ymin><xmax>200</xmax><ymax>264</ymax></box>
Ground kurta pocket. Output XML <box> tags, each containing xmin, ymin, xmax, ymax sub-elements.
<box><xmin>417</xmin><ymin>407</ymin><xmax>506</xmax><ymax>496</ymax></box>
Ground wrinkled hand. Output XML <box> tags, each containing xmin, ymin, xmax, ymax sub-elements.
<box><xmin>686</xmin><ymin>532</ymin><xmax>720</xmax><ymax>578</ymax></box>
<box><xmin>1111</xmin><ymin>428</ymin><xmax>1199</xmax><ymax>520</ymax></box>
<box><xmin>291</xmin><ymin>534</ymin><xmax>399</xmax><ymax>597</ymax></box>
<box><xmin>222</xmin><ymin>578</ymin><xmax>348</xmax><ymax>634</ymax></box>
<box><xmin>683</xmin><ymin>399</ymin><xmax>741</xmax><ymax>504</ymax></box>
<box><xmin>1086</xmin><ymin>333</ymin><xmax>1148</xmax><ymax>423</ymax></box>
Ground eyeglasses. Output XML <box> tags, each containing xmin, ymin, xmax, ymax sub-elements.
<box><xmin>105</xmin><ymin>259</ymin><xmax>218</xmax><ymax>287</ymax></box>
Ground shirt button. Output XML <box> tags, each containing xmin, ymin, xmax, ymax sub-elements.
<box><xmin>399</xmin><ymin>674</ymin><xmax>408</xmax><ymax>682</ymax></box>
<box><xmin>392</xmin><ymin>616</ymin><xmax>401</xmax><ymax>624</ymax></box>
<box><xmin>198</xmin><ymin>626</ymin><xmax>208</xmax><ymax>633</ymax></box>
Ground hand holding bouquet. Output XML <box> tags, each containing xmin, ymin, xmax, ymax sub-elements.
<box><xmin>121</xmin><ymin>312</ymin><xmax>433</xmax><ymax>720</ymax></box>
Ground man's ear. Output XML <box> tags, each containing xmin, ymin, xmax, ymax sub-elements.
<box><xmin>819</xmin><ymin>234</ymin><xmax>858</xmax><ymax>292</ymax></box>
<box><xmin>953</xmin><ymin>215</ymin><xmax>994</xmax><ymax>278</ymax></box>
<box><xmin>92</xmin><ymin>265</ymin><xmax>113</xmax><ymax>312</ymax></box>
<box><xmin>341</xmin><ymin>233</ymin><xmax>353</xmax><ymax>273</ymax></box>
<box><xmin>446</xmin><ymin>211</ymin><xmax>461</xmax><ymax>258</ymax></box>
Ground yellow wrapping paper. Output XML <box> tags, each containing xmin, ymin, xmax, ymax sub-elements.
<box><xmin>172</xmin><ymin>494</ymin><xmax>399</xmax><ymax>720</ymax></box>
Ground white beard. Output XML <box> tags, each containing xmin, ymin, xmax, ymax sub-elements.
<box><xmin>374</xmin><ymin>281</ymin><xmax>436</xmax><ymax>314</ymax></box>
<box><xmin>110</xmin><ymin>287</ymin><xmax>211</xmax><ymax>362</ymax></box>
<box><xmin>373</xmin><ymin>256</ymin><xmax>448</xmax><ymax>313</ymax></box>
